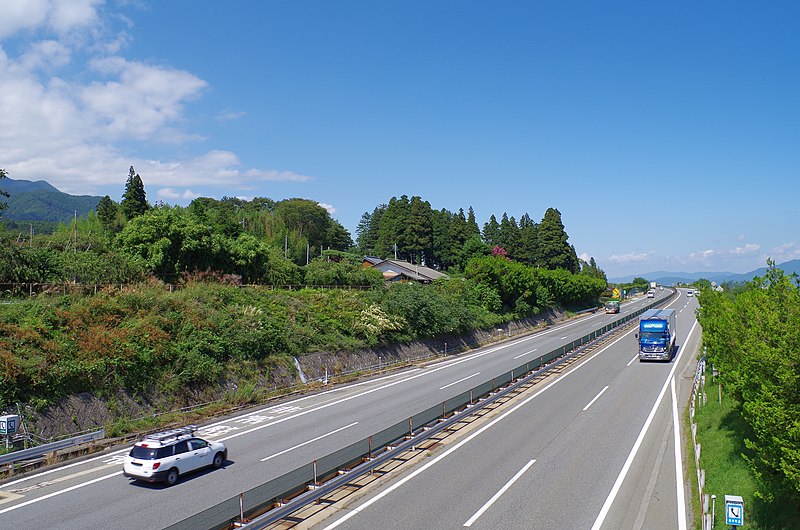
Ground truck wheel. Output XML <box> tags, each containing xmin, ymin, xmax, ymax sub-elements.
<box><xmin>165</xmin><ymin>468</ymin><xmax>179</xmax><ymax>487</ymax></box>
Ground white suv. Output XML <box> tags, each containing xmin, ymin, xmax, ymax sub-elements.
<box><xmin>123</xmin><ymin>426</ymin><xmax>227</xmax><ymax>486</ymax></box>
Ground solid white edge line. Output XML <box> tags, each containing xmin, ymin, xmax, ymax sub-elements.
<box><xmin>439</xmin><ymin>373</ymin><xmax>481</xmax><ymax>391</ymax></box>
<box><xmin>463</xmin><ymin>459</ymin><xmax>536</xmax><ymax>527</ymax></box>
<box><xmin>0</xmin><ymin>471</ymin><xmax>123</xmax><ymax>515</ymax></box>
<box><xmin>513</xmin><ymin>348</ymin><xmax>538</xmax><ymax>360</ymax></box>
<box><xmin>320</xmin><ymin>326</ymin><xmax>638</xmax><ymax>530</ymax></box>
<box><xmin>590</xmin><ymin>319</ymin><xmax>698</xmax><ymax>530</ymax></box>
<box><xmin>0</xmin><ymin>305</ymin><xmax>621</xmax><ymax>497</ymax></box>
<box><xmin>583</xmin><ymin>386</ymin><xmax>610</xmax><ymax>411</ymax></box>
<box><xmin>671</xmin><ymin>377</ymin><xmax>688</xmax><ymax>530</ymax></box>
<box><xmin>261</xmin><ymin>422</ymin><xmax>359</xmax><ymax>462</ymax></box>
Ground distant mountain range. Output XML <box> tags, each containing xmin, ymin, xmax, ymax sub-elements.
<box><xmin>609</xmin><ymin>259</ymin><xmax>800</xmax><ymax>285</ymax></box>
<box><xmin>0</xmin><ymin>177</ymin><xmax>103</xmax><ymax>224</ymax></box>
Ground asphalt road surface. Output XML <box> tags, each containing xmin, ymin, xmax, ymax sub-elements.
<box><xmin>314</xmin><ymin>289</ymin><xmax>700</xmax><ymax>530</ymax></box>
<box><xmin>0</xmin><ymin>289</ymin><xmax>690</xmax><ymax>529</ymax></box>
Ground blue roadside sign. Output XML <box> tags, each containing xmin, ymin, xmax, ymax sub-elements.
<box><xmin>725</xmin><ymin>495</ymin><xmax>744</xmax><ymax>526</ymax></box>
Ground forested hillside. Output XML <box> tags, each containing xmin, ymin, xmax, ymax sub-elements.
<box><xmin>697</xmin><ymin>262</ymin><xmax>800</xmax><ymax>513</ymax></box>
<box><xmin>1</xmin><ymin>176</ymin><xmax>102</xmax><ymax>224</ymax></box>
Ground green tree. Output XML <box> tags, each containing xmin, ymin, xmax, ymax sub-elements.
<box><xmin>516</xmin><ymin>213</ymin><xmax>538</xmax><ymax>265</ymax></box>
<box><xmin>376</xmin><ymin>196</ymin><xmax>410</xmax><ymax>260</ymax></box>
<box><xmin>498</xmin><ymin>213</ymin><xmax>519</xmax><ymax>259</ymax></box>
<box><xmin>120</xmin><ymin>166</ymin><xmax>149</xmax><ymax>220</ymax></box>
<box><xmin>698</xmin><ymin>261</ymin><xmax>800</xmax><ymax>508</ymax></box>
<box><xmin>466</xmin><ymin>207</ymin><xmax>481</xmax><ymax>240</ymax></box>
<box><xmin>431</xmin><ymin>209</ymin><xmax>457</xmax><ymax>270</ymax></box>
<box><xmin>356</xmin><ymin>205</ymin><xmax>385</xmax><ymax>257</ymax></box>
<box><xmin>356</xmin><ymin>211</ymin><xmax>374</xmax><ymax>254</ymax></box>
<box><xmin>482</xmin><ymin>215</ymin><xmax>500</xmax><ymax>247</ymax></box>
<box><xmin>406</xmin><ymin>196</ymin><xmax>433</xmax><ymax>264</ymax></box>
<box><xmin>95</xmin><ymin>195</ymin><xmax>119</xmax><ymax>234</ymax></box>
<box><xmin>0</xmin><ymin>168</ymin><xmax>10</xmax><ymax>217</ymax></box>
<box><xmin>580</xmin><ymin>256</ymin><xmax>607</xmax><ymax>281</ymax></box>
<box><xmin>537</xmin><ymin>208</ymin><xmax>578</xmax><ymax>272</ymax></box>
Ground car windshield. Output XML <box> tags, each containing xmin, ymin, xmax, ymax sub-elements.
<box><xmin>130</xmin><ymin>445</ymin><xmax>173</xmax><ymax>459</ymax></box>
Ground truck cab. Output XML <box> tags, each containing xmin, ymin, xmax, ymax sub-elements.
<box><xmin>637</xmin><ymin>309</ymin><xmax>677</xmax><ymax>361</ymax></box>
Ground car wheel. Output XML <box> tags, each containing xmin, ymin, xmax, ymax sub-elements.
<box><xmin>165</xmin><ymin>468</ymin><xmax>179</xmax><ymax>487</ymax></box>
<box><xmin>213</xmin><ymin>452</ymin><xmax>224</xmax><ymax>469</ymax></box>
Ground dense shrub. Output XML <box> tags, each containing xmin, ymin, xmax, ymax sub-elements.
<box><xmin>698</xmin><ymin>262</ymin><xmax>800</xmax><ymax>506</ymax></box>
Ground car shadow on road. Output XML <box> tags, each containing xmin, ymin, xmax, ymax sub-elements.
<box><xmin>127</xmin><ymin>458</ymin><xmax>234</xmax><ymax>488</ymax></box>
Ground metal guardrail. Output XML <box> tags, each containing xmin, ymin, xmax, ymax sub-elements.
<box><xmin>0</xmin><ymin>429</ymin><xmax>105</xmax><ymax>467</ymax></box>
<box><xmin>166</xmin><ymin>290</ymin><xmax>676</xmax><ymax>530</ymax></box>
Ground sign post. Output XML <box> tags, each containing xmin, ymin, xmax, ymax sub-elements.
<box><xmin>725</xmin><ymin>495</ymin><xmax>744</xmax><ymax>527</ymax></box>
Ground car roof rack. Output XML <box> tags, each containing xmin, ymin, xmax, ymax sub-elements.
<box><xmin>144</xmin><ymin>425</ymin><xmax>198</xmax><ymax>443</ymax></box>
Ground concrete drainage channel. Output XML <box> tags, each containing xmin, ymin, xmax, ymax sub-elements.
<box><xmin>220</xmin><ymin>316</ymin><xmax>643</xmax><ymax>530</ymax></box>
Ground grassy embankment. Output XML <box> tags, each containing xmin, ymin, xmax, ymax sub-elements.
<box><xmin>692</xmin><ymin>380</ymin><xmax>798</xmax><ymax>529</ymax></box>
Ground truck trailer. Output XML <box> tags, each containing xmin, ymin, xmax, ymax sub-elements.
<box><xmin>636</xmin><ymin>309</ymin><xmax>676</xmax><ymax>361</ymax></box>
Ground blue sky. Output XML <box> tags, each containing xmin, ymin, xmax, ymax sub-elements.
<box><xmin>1</xmin><ymin>1</ymin><xmax>798</xmax><ymax>278</ymax></box>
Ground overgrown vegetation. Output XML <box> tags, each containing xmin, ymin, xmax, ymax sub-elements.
<box><xmin>0</xmin><ymin>264</ymin><xmax>604</xmax><ymax>413</ymax></box>
<box><xmin>0</xmin><ymin>169</ymin><xmax>608</xmax><ymax>430</ymax></box>
<box><xmin>696</xmin><ymin>261</ymin><xmax>800</xmax><ymax>527</ymax></box>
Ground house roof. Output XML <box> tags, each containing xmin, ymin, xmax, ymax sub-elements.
<box><xmin>367</xmin><ymin>259</ymin><xmax>448</xmax><ymax>282</ymax></box>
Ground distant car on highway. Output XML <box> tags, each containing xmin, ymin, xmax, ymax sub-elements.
<box><xmin>123</xmin><ymin>426</ymin><xmax>227</xmax><ymax>486</ymax></box>
<box><xmin>647</xmin><ymin>289</ymin><xmax>655</xmax><ymax>298</ymax></box>
<box><xmin>686</xmin><ymin>290</ymin><xmax>694</xmax><ymax>297</ymax></box>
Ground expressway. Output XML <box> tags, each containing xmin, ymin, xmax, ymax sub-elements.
<box><xmin>314</xmin><ymin>289</ymin><xmax>700</xmax><ymax>529</ymax></box>
<box><xmin>0</xmin><ymin>289</ymin><xmax>682</xmax><ymax>529</ymax></box>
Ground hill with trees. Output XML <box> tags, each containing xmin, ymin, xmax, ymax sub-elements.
<box><xmin>0</xmin><ymin>167</ymin><xmax>607</xmax><ymax>436</ymax></box>
<box><xmin>0</xmin><ymin>176</ymin><xmax>103</xmax><ymax>225</ymax></box>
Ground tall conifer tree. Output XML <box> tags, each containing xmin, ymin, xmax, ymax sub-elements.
<box><xmin>120</xmin><ymin>166</ymin><xmax>149</xmax><ymax>220</ymax></box>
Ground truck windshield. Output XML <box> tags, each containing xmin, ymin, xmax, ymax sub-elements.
<box><xmin>641</xmin><ymin>331</ymin><xmax>668</xmax><ymax>340</ymax></box>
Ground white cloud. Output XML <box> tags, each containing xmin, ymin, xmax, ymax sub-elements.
<box><xmin>216</xmin><ymin>110</ymin><xmax>246</xmax><ymax>122</ymax></box>
<box><xmin>769</xmin><ymin>241</ymin><xmax>800</xmax><ymax>263</ymax></box>
<box><xmin>139</xmin><ymin>151</ymin><xmax>312</xmax><ymax>189</ymax></box>
<box><xmin>607</xmin><ymin>251</ymin><xmax>653</xmax><ymax>264</ymax></box>
<box><xmin>731</xmin><ymin>243</ymin><xmax>760</xmax><ymax>255</ymax></box>
<box><xmin>82</xmin><ymin>56</ymin><xmax>208</xmax><ymax>141</ymax></box>
<box><xmin>688</xmin><ymin>249</ymin><xmax>716</xmax><ymax>262</ymax></box>
<box><xmin>0</xmin><ymin>0</ymin><xmax>101</xmax><ymax>39</ymax></box>
<box><xmin>156</xmin><ymin>188</ymin><xmax>201</xmax><ymax>201</ymax></box>
<box><xmin>0</xmin><ymin>4</ymin><xmax>311</xmax><ymax>200</ymax></box>
<box><xmin>49</xmin><ymin>0</ymin><xmax>102</xmax><ymax>35</ymax></box>
<box><xmin>317</xmin><ymin>202</ymin><xmax>336</xmax><ymax>214</ymax></box>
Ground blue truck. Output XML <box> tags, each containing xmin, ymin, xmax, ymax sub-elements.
<box><xmin>636</xmin><ymin>309</ymin><xmax>677</xmax><ymax>361</ymax></box>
